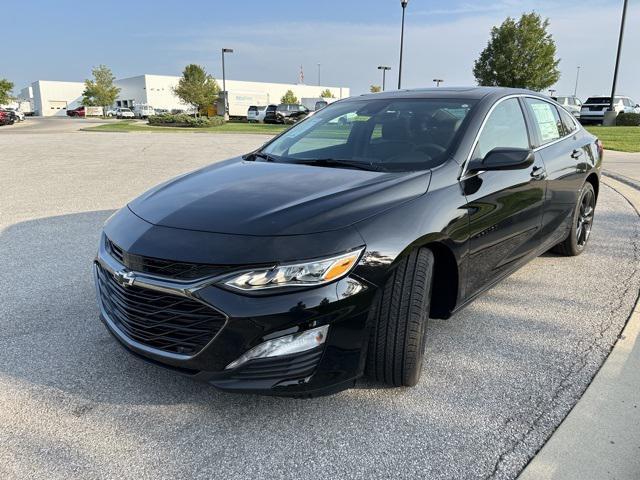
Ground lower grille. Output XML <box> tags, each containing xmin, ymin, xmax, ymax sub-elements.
<box><xmin>229</xmin><ymin>348</ymin><xmax>323</xmax><ymax>380</ymax></box>
<box><xmin>96</xmin><ymin>264</ymin><xmax>225</xmax><ymax>355</ymax></box>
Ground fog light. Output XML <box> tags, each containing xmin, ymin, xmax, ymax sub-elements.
<box><xmin>225</xmin><ymin>325</ymin><xmax>329</xmax><ymax>370</ymax></box>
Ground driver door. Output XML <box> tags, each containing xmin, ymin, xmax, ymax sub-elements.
<box><xmin>461</xmin><ymin>97</ymin><xmax>547</xmax><ymax>297</ymax></box>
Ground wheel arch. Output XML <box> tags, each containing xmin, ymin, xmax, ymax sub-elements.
<box><xmin>586</xmin><ymin>172</ymin><xmax>599</xmax><ymax>201</ymax></box>
<box><xmin>390</xmin><ymin>239</ymin><xmax>459</xmax><ymax>320</ymax></box>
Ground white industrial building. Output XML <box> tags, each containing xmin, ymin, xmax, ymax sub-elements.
<box><xmin>19</xmin><ymin>74</ymin><xmax>350</xmax><ymax>117</ymax></box>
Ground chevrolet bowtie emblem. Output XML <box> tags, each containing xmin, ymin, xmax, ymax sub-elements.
<box><xmin>113</xmin><ymin>269</ymin><xmax>136</xmax><ymax>288</ymax></box>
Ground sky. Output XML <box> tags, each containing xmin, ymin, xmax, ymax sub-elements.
<box><xmin>2</xmin><ymin>0</ymin><xmax>639</xmax><ymax>101</ymax></box>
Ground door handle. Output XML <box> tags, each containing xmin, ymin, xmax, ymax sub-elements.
<box><xmin>571</xmin><ymin>149</ymin><xmax>583</xmax><ymax>159</ymax></box>
<box><xmin>530</xmin><ymin>166</ymin><xmax>546</xmax><ymax>180</ymax></box>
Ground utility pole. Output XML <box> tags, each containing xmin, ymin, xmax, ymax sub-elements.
<box><xmin>317</xmin><ymin>63</ymin><xmax>321</xmax><ymax>86</ymax></box>
<box><xmin>573</xmin><ymin>66</ymin><xmax>581</xmax><ymax>97</ymax></box>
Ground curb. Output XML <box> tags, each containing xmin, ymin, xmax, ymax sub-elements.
<box><xmin>518</xmin><ymin>176</ymin><xmax>640</xmax><ymax>480</ymax></box>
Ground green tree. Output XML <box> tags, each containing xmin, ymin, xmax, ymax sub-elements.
<box><xmin>0</xmin><ymin>78</ymin><xmax>14</xmax><ymax>105</ymax></box>
<box><xmin>319</xmin><ymin>89</ymin><xmax>335</xmax><ymax>98</ymax></box>
<box><xmin>473</xmin><ymin>12</ymin><xmax>560</xmax><ymax>91</ymax></box>
<box><xmin>370</xmin><ymin>85</ymin><xmax>382</xmax><ymax>93</ymax></box>
<box><xmin>82</xmin><ymin>65</ymin><xmax>121</xmax><ymax>114</ymax></box>
<box><xmin>173</xmin><ymin>64</ymin><xmax>220</xmax><ymax>116</ymax></box>
<box><xmin>280</xmin><ymin>89</ymin><xmax>298</xmax><ymax>104</ymax></box>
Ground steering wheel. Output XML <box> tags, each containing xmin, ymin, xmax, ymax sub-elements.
<box><xmin>414</xmin><ymin>142</ymin><xmax>446</xmax><ymax>158</ymax></box>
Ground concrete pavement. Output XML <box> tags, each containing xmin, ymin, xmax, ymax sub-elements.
<box><xmin>520</xmin><ymin>155</ymin><xmax>640</xmax><ymax>480</ymax></box>
<box><xmin>603</xmin><ymin>150</ymin><xmax>640</xmax><ymax>184</ymax></box>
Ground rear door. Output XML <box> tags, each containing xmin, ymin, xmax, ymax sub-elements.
<box><xmin>462</xmin><ymin>97</ymin><xmax>547</xmax><ymax>297</ymax></box>
<box><xmin>522</xmin><ymin>97</ymin><xmax>584</xmax><ymax>248</ymax></box>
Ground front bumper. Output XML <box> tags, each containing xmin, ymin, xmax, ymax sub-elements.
<box><xmin>94</xmin><ymin>230</ymin><xmax>376</xmax><ymax>397</ymax></box>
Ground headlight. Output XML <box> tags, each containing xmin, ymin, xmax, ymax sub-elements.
<box><xmin>223</xmin><ymin>248</ymin><xmax>364</xmax><ymax>291</ymax></box>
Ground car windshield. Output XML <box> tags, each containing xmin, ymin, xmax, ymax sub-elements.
<box><xmin>261</xmin><ymin>98</ymin><xmax>477</xmax><ymax>171</ymax></box>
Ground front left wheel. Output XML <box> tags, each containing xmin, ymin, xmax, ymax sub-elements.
<box><xmin>365</xmin><ymin>248</ymin><xmax>434</xmax><ymax>387</ymax></box>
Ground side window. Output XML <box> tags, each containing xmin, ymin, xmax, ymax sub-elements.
<box><xmin>524</xmin><ymin>98</ymin><xmax>563</xmax><ymax>146</ymax></box>
<box><xmin>472</xmin><ymin>98</ymin><xmax>529</xmax><ymax>160</ymax></box>
<box><xmin>558</xmin><ymin>108</ymin><xmax>577</xmax><ymax>136</ymax></box>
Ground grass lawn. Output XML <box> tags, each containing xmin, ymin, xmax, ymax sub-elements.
<box><xmin>82</xmin><ymin>120</ymin><xmax>288</xmax><ymax>135</ymax></box>
<box><xmin>584</xmin><ymin>126</ymin><xmax>640</xmax><ymax>153</ymax></box>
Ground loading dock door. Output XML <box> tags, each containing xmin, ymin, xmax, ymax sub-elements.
<box><xmin>49</xmin><ymin>100</ymin><xmax>68</xmax><ymax>117</ymax></box>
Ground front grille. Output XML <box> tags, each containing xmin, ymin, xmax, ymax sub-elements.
<box><xmin>96</xmin><ymin>264</ymin><xmax>226</xmax><ymax>355</ymax></box>
<box><xmin>106</xmin><ymin>237</ymin><xmax>231</xmax><ymax>280</ymax></box>
<box><xmin>229</xmin><ymin>348</ymin><xmax>323</xmax><ymax>380</ymax></box>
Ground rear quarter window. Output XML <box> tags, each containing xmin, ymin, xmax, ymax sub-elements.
<box><xmin>524</xmin><ymin>98</ymin><xmax>563</xmax><ymax>146</ymax></box>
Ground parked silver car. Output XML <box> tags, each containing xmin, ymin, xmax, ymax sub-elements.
<box><xmin>580</xmin><ymin>96</ymin><xmax>640</xmax><ymax>124</ymax></box>
<box><xmin>247</xmin><ymin>105</ymin><xmax>271</xmax><ymax>123</ymax></box>
<box><xmin>553</xmin><ymin>96</ymin><xmax>582</xmax><ymax>118</ymax></box>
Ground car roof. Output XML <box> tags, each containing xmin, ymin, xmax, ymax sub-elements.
<box><xmin>349</xmin><ymin>86</ymin><xmax>551</xmax><ymax>104</ymax></box>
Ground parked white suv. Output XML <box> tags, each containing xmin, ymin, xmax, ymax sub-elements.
<box><xmin>580</xmin><ymin>96</ymin><xmax>640</xmax><ymax>124</ymax></box>
<box><xmin>247</xmin><ymin>105</ymin><xmax>270</xmax><ymax>123</ymax></box>
<box><xmin>553</xmin><ymin>96</ymin><xmax>582</xmax><ymax>118</ymax></box>
<box><xmin>115</xmin><ymin>107</ymin><xmax>135</xmax><ymax>119</ymax></box>
<box><xmin>134</xmin><ymin>104</ymin><xmax>155</xmax><ymax>119</ymax></box>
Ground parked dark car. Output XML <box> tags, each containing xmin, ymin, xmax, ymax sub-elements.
<box><xmin>264</xmin><ymin>103</ymin><xmax>310</xmax><ymax>124</ymax></box>
<box><xmin>95</xmin><ymin>87</ymin><xmax>602</xmax><ymax>397</ymax></box>
<box><xmin>66</xmin><ymin>106</ymin><xmax>86</xmax><ymax>117</ymax></box>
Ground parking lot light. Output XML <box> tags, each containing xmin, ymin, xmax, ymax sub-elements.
<box><xmin>606</xmin><ymin>0</ymin><xmax>628</xmax><ymax>124</ymax></box>
<box><xmin>433</xmin><ymin>78</ymin><xmax>444</xmax><ymax>87</ymax></box>
<box><xmin>378</xmin><ymin>66</ymin><xmax>391</xmax><ymax>91</ymax></box>
<box><xmin>398</xmin><ymin>0</ymin><xmax>409</xmax><ymax>89</ymax></box>
<box><xmin>221</xmin><ymin>48</ymin><xmax>234</xmax><ymax>121</ymax></box>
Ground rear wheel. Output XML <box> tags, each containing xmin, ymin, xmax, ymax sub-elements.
<box><xmin>366</xmin><ymin>248</ymin><xmax>434</xmax><ymax>387</ymax></box>
<box><xmin>552</xmin><ymin>182</ymin><xmax>596</xmax><ymax>256</ymax></box>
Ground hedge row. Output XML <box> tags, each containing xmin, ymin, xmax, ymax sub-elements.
<box><xmin>616</xmin><ymin>112</ymin><xmax>640</xmax><ymax>127</ymax></box>
<box><xmin>148</xmin><ymin>113</ymin><xmax>225</xmax><ymax>128</ymax></box>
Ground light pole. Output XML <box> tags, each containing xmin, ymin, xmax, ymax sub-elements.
<box><xmin>573</xmin><ymin>66</ymin><xmax>581</xmax><ymax>97</ymax></box>
<box><xmin>317</xmin><ymin>63</ymin><xmax>321</xmax><ymax>86</ymax></box>
<box><xmin>433</xmin><ymin>78</ymin><xmax>444</xmax><ymax>87</ymax></box>
<box><xmin>378</xmin><ymin>66</ymin><xmax>391</xmax><ymax>91</ymax></box>
<box><xmin>605</xmin><ymin>0</ymin><xmax>628</xmax><ymax>125</ymax></box>
<box><xmin>221</xmin><ymin>47</ymin><xmax>233</xmax><ymax>121</ymax></box>
<box><xmin>548</xmin><ymin>89</ymin><xmax>556</xmax><ymax>97</ymax></box>
<box><xmin>398</xmin><ymin>0</ymin><xmax>409</xmax><ymax>89</ymax></box>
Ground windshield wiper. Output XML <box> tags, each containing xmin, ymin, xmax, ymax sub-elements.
<box><xmin>244</xmin><ymin>151</ymin><xmax>277</xmax><ymax>162</ymax></box>
<box><xmin>292</xmin><ymin>158</ymin><xmax>382</xmax><ymax>172</ymax></box>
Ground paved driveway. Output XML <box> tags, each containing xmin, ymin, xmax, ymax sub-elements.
<box><xmin>1</xmin><ymin>129</ymin><xmax>638</xmax><ymax>480</ymax></box>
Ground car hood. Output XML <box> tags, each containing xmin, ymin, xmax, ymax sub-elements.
<box><xmin>128</xmin><ymin>158</ymin><xmax>431</xmax><ymax>236</ymax></box>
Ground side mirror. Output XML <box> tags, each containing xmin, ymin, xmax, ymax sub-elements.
<box><xmin>467</xmin><ymin>148</ymin><xmax>535</xmax><ymax>173</ymax></box>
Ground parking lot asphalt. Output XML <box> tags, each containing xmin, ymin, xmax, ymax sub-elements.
<box><xmin>1</xmin><ymin>127</ymin><xmax>639</xmax><ymax>480</ymax></box>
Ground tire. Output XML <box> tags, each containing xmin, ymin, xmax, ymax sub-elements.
<box><xmin>366</xmin><ymin>248</ymin><xmax>434</xmax><ymax>387</ymax></box>
<box><xmin>552</xmin><ymin>182</ymin><xmax>596</xmax><ymax>256</ymax></box>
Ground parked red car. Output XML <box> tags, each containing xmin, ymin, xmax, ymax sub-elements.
<box><xmin>67</xmin><ymin>106</ymin><xmax>86</xmax><ymax>118</ymax></box>
<box><xmin>0</xmin><ymin>109</ymin><xmax>15</xmax><ymax>126</ymax></box>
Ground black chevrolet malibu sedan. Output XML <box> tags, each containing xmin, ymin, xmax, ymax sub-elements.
<box><xmin>95</xmin><ymin>87</ymin><xmax>602</xmax><ymax>397</ymax></box>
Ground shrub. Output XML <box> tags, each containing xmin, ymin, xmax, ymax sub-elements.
<box><xmin>616</xmin><ymin>112</ymin><xmax>640</xmax><ymax>126</ymax></box>
<box><xmin>148</xmin><ymin>113</ymin><xmax>225</xmax><ymax>128</ymax></box>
